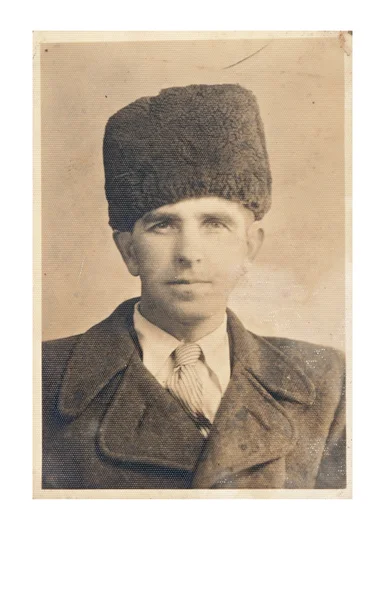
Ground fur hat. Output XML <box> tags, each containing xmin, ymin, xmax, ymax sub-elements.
<box><xmin>103</xmin><ymin>84</ymin><xmax>272</xmax><ymax>230</ymax></box>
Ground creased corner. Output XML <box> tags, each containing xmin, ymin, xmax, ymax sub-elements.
<box><xmin>339</xmin><ymin>31</ymin><xmax>352</xmax><ymax>57</ymax></box>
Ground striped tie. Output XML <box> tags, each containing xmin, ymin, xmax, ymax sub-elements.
<box><xmin>167</xmin><ymin>343</ymin><xmax>211</xmax><ymax>437</ymax></box>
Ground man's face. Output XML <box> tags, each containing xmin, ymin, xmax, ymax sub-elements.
<box><xmin>115</xmin><ymin>197</ymin><xmax>263</xmax><ymax>323</ymax></box>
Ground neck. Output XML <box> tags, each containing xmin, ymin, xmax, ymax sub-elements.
<box><xmin>139</xmin><ymin>300</ymin><xmax>226</xmax><ymax>342</ymax></box>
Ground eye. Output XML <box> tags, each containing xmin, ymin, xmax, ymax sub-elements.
<box><xmin>203</xmin><ymin>219</ymin><xmax>229</xmax><ymax>230</ymax></box>
<box><xmin>154</xmin><ymin>221</ymin><xmax>169</xmax><ymax>229</ymax></box>
<box><xmin>150</xmin><ymin>220</ymin><xmax>177</xmax><ymax>232</ymax></box>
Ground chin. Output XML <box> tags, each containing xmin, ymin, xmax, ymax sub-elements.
<box><xmin>164</xmin><ymin>297</ymin><xmax>225</xmax><ymax>323</ymax></box>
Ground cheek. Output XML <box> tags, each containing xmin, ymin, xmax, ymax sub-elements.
<box><xmin>209</xmin><ymin>238</ymin><xmax>247</xmax><ymax>267</ymax></box>
<box><xmin>211</xmin><ymin>254</ymin><xmax>248</xmax><ymax>291</ymax></box>
<box><xmin>135</xmin><ymin>242</ymin><xmax>172</xmax><ymax>277</ymax></box>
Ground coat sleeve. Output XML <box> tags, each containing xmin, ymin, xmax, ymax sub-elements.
<box><xmin>315</xmin><ymin>356</ymin><xmax>347</xmax><ymax>489</ymax></box>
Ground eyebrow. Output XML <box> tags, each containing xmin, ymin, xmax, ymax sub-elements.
<box><xmin>141</xmin><ymin>212</ymin><xmax>182</xmax><ymax>225</ymax></box>
<box><xmin>199</xmin><ymin>212</ymin><xmax>238</xmax><ymax>227</ymax></box>
<box><xmin>141</xmin><ymin>211</ymin><xmax>238</xmax><ymax>227</ymax></box>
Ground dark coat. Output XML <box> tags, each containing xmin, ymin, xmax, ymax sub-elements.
<box><xmin>42</xmin><ymin>298</ymin><xmax>346</xmax><ymax>490</ymax></box>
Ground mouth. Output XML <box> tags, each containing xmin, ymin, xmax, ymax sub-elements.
<box><xmin>166</xmin><ymin>279</ymin><xmax>211</xmax><ymax>285</ymax></box>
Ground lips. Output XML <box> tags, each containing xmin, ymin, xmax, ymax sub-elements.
<box><xmin>167</xmin><ymin>279</ymin><xmax>211</xmax><ymax>284</ymax></box>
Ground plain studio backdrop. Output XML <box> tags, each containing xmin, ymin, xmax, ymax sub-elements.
<box><xmin>40</xmin><ymin>36</ymin><xmax>346</xmax><ymax>349</ymax></box>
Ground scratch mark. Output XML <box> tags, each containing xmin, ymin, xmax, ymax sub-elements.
<box><xmin>339</xmin><ymin>31</ymin><xmax>352</xmax><ymax>56</ymax></box>
<box><xmin>32</xmin><ymin>42</ymin><xmax>39</xmax><ymax>61</ymax></box>
<box><xmin>77</xmin><ymin>256</ymin><xmax>85</xmax><ymax>284</ymax></box>
<box><xmin>223</xmin><ymin>43</ymin><xmax>271</xmax><ymax>70</ymax></box>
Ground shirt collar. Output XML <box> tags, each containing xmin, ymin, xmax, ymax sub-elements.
<box><xmin>133</xmin><ymin>302</ymin><xmax>181</xmax><ymax>376</ymax></box>
<box><xmin>133</xmin><ymin>302</ymin><xmax>229</xmax><ymax>389</ymax></box>
<box><xmin>194</xmin><ymin>317</ymin><xmax>229</xmax><ymax>392</ymax></box>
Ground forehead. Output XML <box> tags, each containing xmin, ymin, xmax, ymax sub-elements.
<box><xmin>140</xmin><ymin>196</ymin><xmax>255</xmax><ymax>221</ymax></box>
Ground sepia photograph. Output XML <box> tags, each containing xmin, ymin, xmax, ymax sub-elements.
<box><xmin>34</xmin><ymin>31</ymin><xmax>352</xmax><ymax>497</ymax></box>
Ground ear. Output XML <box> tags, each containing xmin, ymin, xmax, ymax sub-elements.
<box><xmin>246</xmin><ymin>221</ymin><xmax>264</xmax><ymax>261</ymax></box>
<box><xmin>113</xmin><ymin>231</ymin><xmax>140</xmax><ymax>277</ymax></box>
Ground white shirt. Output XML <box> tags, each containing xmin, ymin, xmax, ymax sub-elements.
<box><xmin>133</xmin><ymin>302</ymin><xmax>231</xmax><ymax>422</ymax></box>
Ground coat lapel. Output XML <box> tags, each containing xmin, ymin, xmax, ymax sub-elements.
<box><xmin>192</xmin><ymin>310</ymin><xmax>316</xmax><ymax>488</ymax></box>
<box><xmin>58</xmin><ymin>299</ymin><xmax>316</xmax><ymax>486</ymax></box>
<box><xmin>97</xmin><ymin>352</ymin><xmax>206</xmax><ymax>471</ymax></box>
<box><xmin>58</xmin><ymin>298</ymin><xmax>206</xmax><ymax>473</ymax></box>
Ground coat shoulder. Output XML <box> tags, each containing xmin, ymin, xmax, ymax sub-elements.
<box><xmin>261</xmin><ymin>335</ymin><xmax>344</xmax><ymax>363</ymax></box>
<box><xmin>43</xmin><ymin>334</ymin><xmax>82</xmax><ymax>368</ymax></box>
<box><xmin>42</xmin><ymin>334</ymin><xmax>82</xmax><ymax>400</ymax></box>
<box><xmin>256</xmin><ymin>334</ymin><xmax>345</xmax><ymax>385</ymax></box>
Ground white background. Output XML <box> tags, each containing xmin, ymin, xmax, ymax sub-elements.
<box><xmin>2</xmin><ymin>2</ymin><xmax>385</xmax><ymax>600</ymax></box>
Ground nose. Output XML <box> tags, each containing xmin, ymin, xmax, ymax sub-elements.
<box><xmin>174</xmin><ymin>225</ymin><xmax>203</xmax><ymax>265</ymax></box>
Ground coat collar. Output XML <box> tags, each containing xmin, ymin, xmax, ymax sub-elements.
<box><xmin>58</xmin><ymin>300</ymin><xmax>138</xmax><ymax>419</ymax></box>
<box><xmin>58</xmin><ymin>298</ymin><xmax>316</xmax><ymax>486</ymax></box>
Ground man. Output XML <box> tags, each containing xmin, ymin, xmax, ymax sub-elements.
<box><xmin>42</xmin><ymin>84</ymin><xmax>346</xmax><ymax>490</ymax></box>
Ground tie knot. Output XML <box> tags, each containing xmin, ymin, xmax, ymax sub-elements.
<box><xmin>174</xmin><ymin>343</ymin><xmax>202</xmax><ymax>367</ymax></box>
